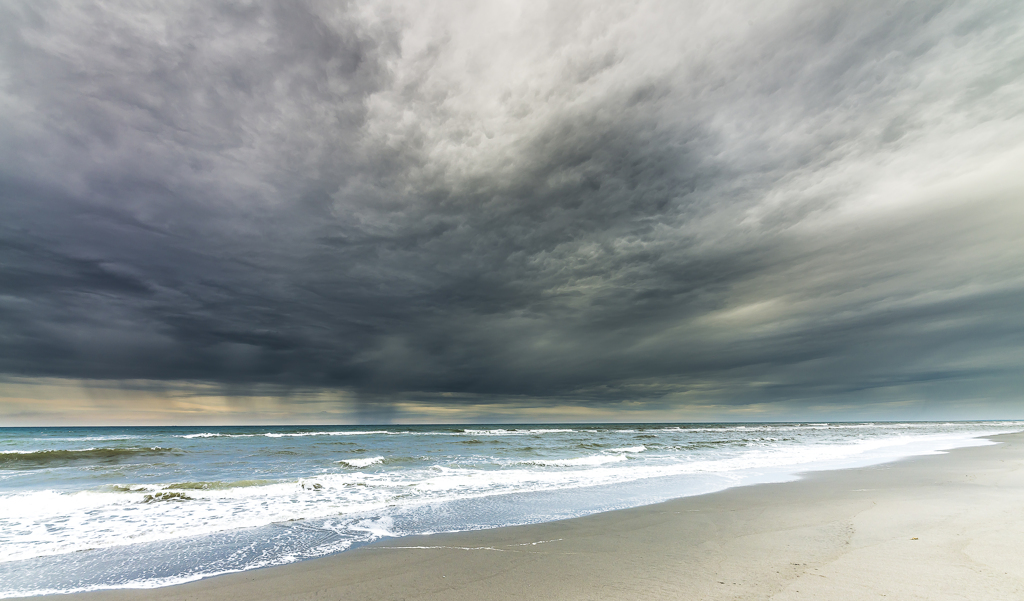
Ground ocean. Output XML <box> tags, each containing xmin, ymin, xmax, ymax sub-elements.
<box><xmin>1</xmin><ymin>421</ymin><xmax>1021</xmax><ymax>597</ymax></box>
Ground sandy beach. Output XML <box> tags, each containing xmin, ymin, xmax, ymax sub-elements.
<box><xmin>26</xmin><ymin>432</ymin><xmax>1024</xmax><ymax>601</ymax></box>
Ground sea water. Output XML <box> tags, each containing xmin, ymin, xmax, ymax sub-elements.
<box><xmin>1</xmin><ymin>421</ymin><xmax>1021</xmax><ymax>597</ymax></box>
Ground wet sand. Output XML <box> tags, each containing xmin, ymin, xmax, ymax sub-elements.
<box><xmin>27</xmin><ymin>432</ymin><xmax>1024</xmax><ymax>600</ymax></box>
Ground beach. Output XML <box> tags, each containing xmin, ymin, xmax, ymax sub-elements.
<box><xmin>24</xmin><ymin>431</ymin><xmax>1024</xmax><ymax>601</ymax></box>
<box><xmin>6</xmin><ymin>0</ymin><xmax>1024</xmax><ymax>595</ymax></box>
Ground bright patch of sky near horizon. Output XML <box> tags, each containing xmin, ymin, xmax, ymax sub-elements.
<box><xmin>0</xmin><ymin>0</ymin><xmax>1022</xmax><ymax>424</ymax></box>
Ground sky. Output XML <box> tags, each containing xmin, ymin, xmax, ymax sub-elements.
<box><xmin>1</xmin><ymin>0</ymin><xmax>1022</xmax><ymax>425</ymax></box>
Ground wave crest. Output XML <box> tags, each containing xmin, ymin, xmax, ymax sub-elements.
<box><xmin>0</xmin><ymin>447</ymin><xmax>179</xmax><ymax>469</ymax></box>
<box><xmin>337</xmin><ymin>456</ymin><xmax>385</xmax><ymax>468</ymax></box>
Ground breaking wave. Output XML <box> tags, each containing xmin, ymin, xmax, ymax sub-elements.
<box><xmin>0</xmin><ymin>447</ymin><xmax>179</xmax><ymax>469</ymax></box>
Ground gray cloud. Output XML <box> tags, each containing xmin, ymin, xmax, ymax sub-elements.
<box><xmin>1</xmin><ymin>0</ymin><xmax>1023</xmax><ymax>418</ymax></box>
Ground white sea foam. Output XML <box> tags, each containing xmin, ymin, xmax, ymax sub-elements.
<box><xmin>0</xmin><ymin>538</ymin><xmax>357</xmax><ymax>600</ymax></box>
<box><xmin>264</xmin><ymin>431</ymin><xmax>390</xmax><ymax>438</ymax></box>
<box><xmin>177</xmin><ymin>433</ymin><xmax>257</xmax><ymax>439</ymax></box>
<box><xmin>610</xmin><ymin>445</ymin><xmax>646</xmax><ymax>453</ymax></box>
<box><xmin>177</xmin><ymin>431</ymin><xmax>391</xmax><ymax>439</ymax></box>
<box><xmin>523</xmin><ymin>453</ymin><xmax>628</xmax><ymax>467</ymax></box>
<box><xmin>461</xmin><ymin>428</ymin><xmax>575</xmax><ymax>436</ymax></box>
<box><xmin>338</xmin><ymin>456</ymin><xmax>385</xmax><ymax>468</ymax></box>
<box><xmin>344</xmin><ymin>516</ymin><xmax>397</xmax><ymax>539</ymax></box>
<box><xmin>657</xmin><ymin>422</ymin><xmax>979</xmax><ymax>435</ymax></box>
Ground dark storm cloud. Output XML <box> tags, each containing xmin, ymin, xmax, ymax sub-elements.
<box><xmin>1</xmin><ymin>0</ymin><xmax>1023</xmax><ymax>416</ymax></box>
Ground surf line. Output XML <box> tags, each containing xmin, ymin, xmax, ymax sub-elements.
<box><xmin>374</xmin><ymin>538</ymin><xmax>565</xmax><ymax>552</ymax></box>
<box><xmin>373</xmin><ymin>545</ymin><xmax>508</xmax><ymax>552</ymax></box>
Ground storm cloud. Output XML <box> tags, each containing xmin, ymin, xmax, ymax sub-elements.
<box><xmin>1</xmin><ymin>0</ymin><xmax>1023</xmax><ymax>420</ymax></box>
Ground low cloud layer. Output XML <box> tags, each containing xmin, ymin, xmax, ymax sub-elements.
<box><xmin>1</xmin><ymin>0</ymin><xmax>1023</xmax><ymax>420</ymax></box>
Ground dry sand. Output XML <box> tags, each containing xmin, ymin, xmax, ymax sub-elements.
<box><xmin>28</xmin><ymin>432</ymin><xmax>1024</xmax><ymax>601</ymax></box>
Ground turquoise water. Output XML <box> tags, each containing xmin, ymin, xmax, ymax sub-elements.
<box><xmin>1</xmin><ymin>421</ymin><xmax>1021</xmax><ymax>597</ymax></box>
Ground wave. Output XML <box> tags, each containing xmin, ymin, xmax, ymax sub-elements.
<box><xmin>141</xmin><ymin>492</ymin><xmax>192</xmax><ymax>503</ymax></box>
<box><xmin>337</xmin><ymin>456</ymin><xmax>385</xmax><ymax>468</ymax></box>
<box><xmin>264</xmin><ymin>431</ymin><xmax>390</xmax><ymax>438</ymax></box>
<box><xmin>461</xmin><ymin>428</ymin><xmax>575</xmax><ymax>436</ymax></box>
<box><xmin>178</xmin><ymin>433</ymin><xmax>229</xmax><ymax>439</ymax></box>
<box><xmin>165</xmin><ymin>480</ymin><xmax>277</xmax><ymax>491</ymax></box>
<box><xmin>521</xmin><ymin>453</ymin><xmax>628</xmax><ymax>467</ymax></box>
<box><xmin>3</xmin><ymin>424</ymin><xmax>1016</xmax><ymax>580</ymax></box>
<box><xmin>652</xmin><ymin>422</ymin><xmax>1024</xmax><ymax>434</ymax></box>
<box><xmin>0</xmin><ymin>447</ymin><xmax>179</xmax><ymax>469</ymax></box>
<box><xmin>177</xmin><ymin>433</ymin><xmax>262</xmax><ymax>439</ymax></box>
<box><xmin>610</xmin><ymin>445</ymin><xmax>646</xmax><ymax>453</ymax></box>
<box><xmin>176</xmin><ymin>431</ymin><xmax>391</xmax><ymax>439</ymax></box>
<box><xmin>32</xmin><ymin>436</ymin><xmax>141</xmax><ymax>443</ymax></box>
<box><xmin>103</xmin><ymin>480</ymin><xmax>279</xmax><ymax>494</ymax></box>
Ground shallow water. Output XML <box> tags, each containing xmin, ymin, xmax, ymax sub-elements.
<box><xmin>1</xmin><ymin>421</ymin><xmax>1021</xmax><ymax>597</ymax></box>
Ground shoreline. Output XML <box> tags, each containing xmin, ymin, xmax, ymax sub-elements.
<box><xmin>15</xmin><ymin>430</ymin><xmax>1024</xmax><ymax>600</ymax></box>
